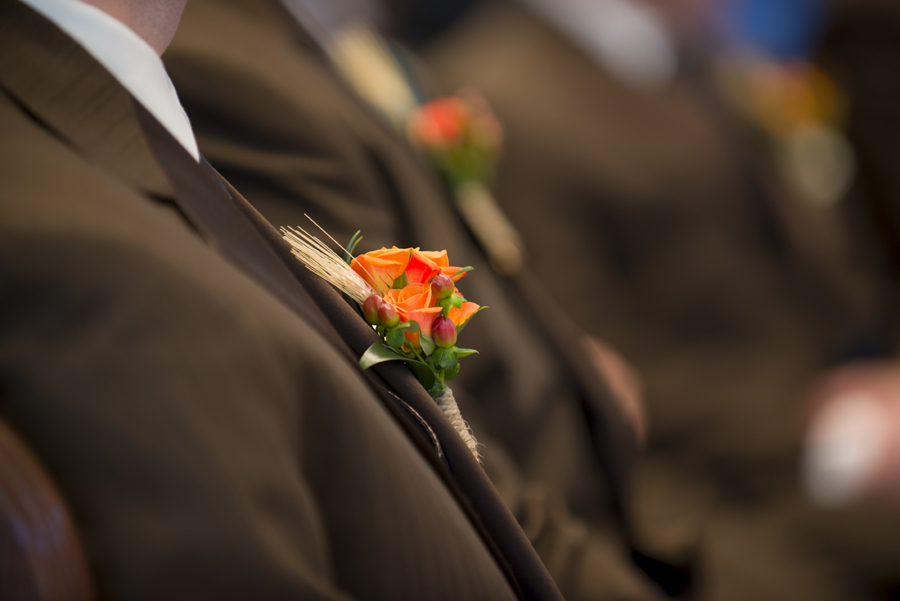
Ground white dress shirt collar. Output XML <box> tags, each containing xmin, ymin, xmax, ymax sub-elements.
<box><xmin>19</xmin><ymin>0</ymin><xmax>200</xmax><ymax>161</ymax></box>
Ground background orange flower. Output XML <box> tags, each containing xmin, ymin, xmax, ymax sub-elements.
<box><xmin>408</xmin><ymin>97</ymin><xmax>469</xmax><ymax>147</ymax></box>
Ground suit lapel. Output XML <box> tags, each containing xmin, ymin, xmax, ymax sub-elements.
<box><xmin>0</xmin><ymin>4</ymin><xmax>564</xmax><ymax>599</ymax></box>
<box><xmin>0</xmin><ymin>0</ymin><xmax>170</xmax><ymax>199</ymax></box>
<box><xmin>0</xmin><ymin>0</ymin><xmax>350</xmax><ymax>362</ymax></box>
<box><xmin>132</xmin><ymin>104</ymin><xmax>352</xmax><ymax>355</ymax></box>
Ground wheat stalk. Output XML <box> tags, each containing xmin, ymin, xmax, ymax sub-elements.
<box><xmin>282</xmin><ymin>225</ymin><xmax>375</xmax><ymax>304</ymax></box>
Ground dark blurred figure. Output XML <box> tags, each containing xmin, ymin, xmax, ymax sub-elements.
<box><xmin>797</xmin><ymin>0</ymin><xmax>900</xmax><ymax>584</ymax></box>
<box><xmin>421</xmin><ymin>0</ymin><xmax>900</xmax><ymax>598</ymax></box>
<box><xmin>166</xmin><ymin>1</ymin><xmax>679</xmax><ymax>598</ymax></box>
<box><xmin>817</xmin><ymin>0</ymin><xmax>900</xmax><ymax>280</ymax></box>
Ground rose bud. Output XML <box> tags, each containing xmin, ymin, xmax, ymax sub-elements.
<box><xmin>378</xmin><ymin>304</ymin><xmax>401</xmax><ymax>328</ymax></box>
<box><xmin>363</xmin><ymin>294</ymin><xmax>384</xmax><ymax>325</ymax></box>
<box><xmin>431</xmin><ymin>316</ymin><xmax>458</xmax><ymax>348</ymax></box>
<box><xmin>431</xmin><ymin>273</ymin><xmax>455</xmax><ymax>301</ymax></box>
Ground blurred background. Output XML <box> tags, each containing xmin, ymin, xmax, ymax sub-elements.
<box><xmin>175</xmin><ymin>0</ymin><xmax>900</xmax><ymax>597</ymax></box>
<box><xmin>319</xmin><ymin>0</ymin><xmax>900</xmax><ymax>596</ymax></box>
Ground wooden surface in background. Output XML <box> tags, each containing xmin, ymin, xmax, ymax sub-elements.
<box><xmin>0</xmin><ymin>417</ymin><xmax>94</xmax><ymax>601</ymax></box>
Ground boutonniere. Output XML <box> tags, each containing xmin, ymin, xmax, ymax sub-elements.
<box><xmin>282</xmin><ymin>223</ymin><xmax>484</xmax><ymax>460</ymax></box>
<box><xmin>407</xmin><ymin>90</ymin><xmax>525</xmax><ymax>276</ymax></box>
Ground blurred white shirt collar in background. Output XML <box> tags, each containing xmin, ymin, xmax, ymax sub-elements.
<box><xmin>520</xmin><ymin>0</ymin><xmax>678</xmax><ymax>89</ymax></box>
<box><xmin>18</xmin><ymin>0</ymin><xmax>200</xmax><ymax>161</ymax></box>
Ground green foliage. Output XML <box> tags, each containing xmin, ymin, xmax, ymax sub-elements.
<box><xmin>419</xmin><ymin>333</ymin><xmax>436</xmax><ymax>356</ymax></box>
<box><xmin>450</xmin><ymin>266</ymin><xmax>473</xmax><ymax>279</ymax></box>
<box><xmin>453</xmin><ymin>347</ymin><xmax>478</xmax><ymax>358</ymax></box>
<box><xmin>386</xmin><ymin>328</ymin><xmax>406</xmax><ymax>349</ymax></box>
<box><xmin>359</xmin><ymin>342</ymin><xmax>407</xmax><ymax>370</ymax></box>
<box><xmin>344</xmin><ymin>230</ymin><xmax>363</xmax><ymax>263</ymax></box>
<box><xmin>391</xmin><ymin>272</ymin><xmax>409</xmax><ymax>289</ymax></box>
<box><xmin>444</xmin><ymin>363</ymin><xmax>461</xmax><ymax>380</ymax></box>
<box><xmin>359</xmin><ymin>332</ymin><xmax>478</xmax><ymax>397</ymax></box>
<box><xmin>407</xmin><ymin>360</ymin><xmax>436</xmax><ymax>390</ymax></box>
<box><xmin>438</xmin><ymin>349</ymin><xmax>458</xmax><ymax>371</ymax></box>
<box><xmin>395</xmin><ymin>320</ymin><xmax>419</xmax><ymax>333</ymax></box>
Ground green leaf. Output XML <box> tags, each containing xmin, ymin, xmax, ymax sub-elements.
<box><xmin>391</xmin><ymin>272</ymin><xmax>409</xmax><ymax>289</ymax></box>
<box><xmin>344</xmin><ymin>230</ymin><xmax>363</xmax><ymax>264</ymax></box>
<box><xmin>444</xmin><ymin>363</ymin><xmax>461</xmax><ymax>380</ymax></box>
<box><xmin>450</xmin><ymin>266</ymin><xmax>474</xmax><ymax>279</ymax></box>
<box><xmin>396</xmin><ymin>320</ymin><xmax>420</xmax><ymax>333</ymax></box>
<box><xmin>359</xmin><ymin>342</ymin><xmax>407</xmax><ymax>370</ymax></box>
<box><xmin>386</xmin><ymin>328</ymin><xmax>407</xmax><ymax>349</ymax></box>
<box><xmin>427</xmin><ymin>379</ymin><xmax>445</xmax><ymax>397</ymax></box>
<box><xmin>438</xmin><ymin>350</ymin><xmax>459</xmax><ymax>371</ymax></box>
<box><xmin>407</xmin><ymin>360</ymin><xmax>436</xmax><ymax>390</ymax></box>
<box><xmin>449</xmin><ymin>293</ymin><xmax>464</xmax><ymax>309</ymax></box>
<box><xmin>432</xmin><ymin>347</ymin><xmax>445</xmax><ymax>366</ymax></box>
<box><xmin>419</xmin><ymin>333</ymin><xmax>436</xmax><ymax>356</ymax></box>
<box><xmin>452</xmin><ymin>347</ymin><xmax>479</xmax><ymax>358</ymax></box>
<box><xmin>359</xmin><ymin>341</ymin><xmax>437</xmax><ymax>390</ymax></box>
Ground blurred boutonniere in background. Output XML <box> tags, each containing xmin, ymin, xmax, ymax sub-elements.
<box><xmin>408</xmin><ymin>90</ymin><xmax>526</xmax><ymax>276</ymax></box>
<box><xmin>283</xmin><ymin>223</ymin><xmax>484</xmax><ymax>459</ymax></box>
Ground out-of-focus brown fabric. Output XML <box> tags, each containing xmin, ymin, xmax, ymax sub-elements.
<box><xmin>819</xmin><ymin>0</ymin><xmax>900</xmax><ymax>280</ymax></box>
<box><xmin>425</xmin><ymin>1</ymin><xmax>900</xmax><ymax>598</ymax></box>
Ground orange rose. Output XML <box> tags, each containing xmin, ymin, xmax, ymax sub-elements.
<box><xmin>351</xmin><ymin>247</ymin><xmax>411</xmax><ymax>294</ymax></box>
<box><xmin>448</xmin><ymin>301</ymin><xmax>480</xmax><ymax>329</ymax></box>
<box><xmin>406</xmin><ymin>248</ymin><xmax>467</xmax><ymax>285</ymax></box>
<box><xmin>383</xmin><ymin>283</ymin><xmax>443</xmax><ymax>347</ymax></box>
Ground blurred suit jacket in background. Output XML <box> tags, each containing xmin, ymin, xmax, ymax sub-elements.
<box><xmin>818</xmin><ymin>0</ymin><xmax>900</xmax><ymax>281</ymax></box>
<box><xmin>0</xmin><ymin>1</ymin><xmax>574</xmax><ymax>599</ymax></box>
<box><xmin>422</xmin><ymin>0</ymin><xmax>900</xmax><ymax>599</ymax></box>
<box><xmin>164</xmin><ymin>0</ymin><xmax>690</xmax><ymax>599</ymax></box>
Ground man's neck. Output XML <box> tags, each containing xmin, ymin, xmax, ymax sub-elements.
<box><xmin>82</xmin><ymin>0</ymin><xmax>186</xmax><ymax>55</ymax></box>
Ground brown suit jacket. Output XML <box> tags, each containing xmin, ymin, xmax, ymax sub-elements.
<box><xmin>0</xmin><ymin>2</ymin><xmax>563</xmax><ymax>599</ymax></box>
<box><xmin>164</xmin><ymin>1</ymin><xmax>683</xmax><ymax>599</ymax></box>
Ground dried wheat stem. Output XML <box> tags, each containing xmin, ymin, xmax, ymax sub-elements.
<box><xmin>282</xmin><ymin>226</ymin><xmax>375</xmax><ymax>304</ymax></box>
